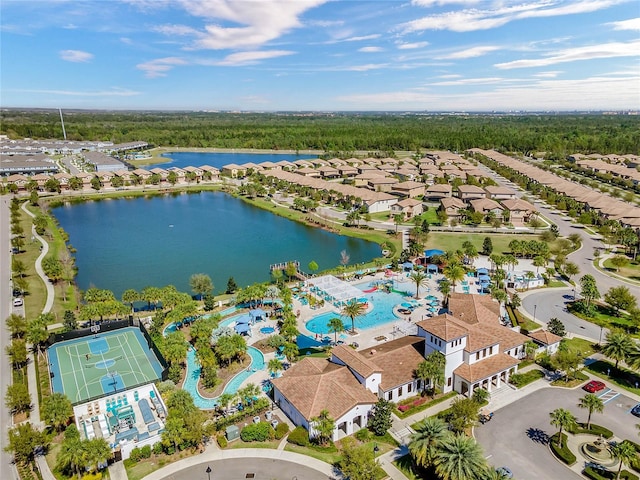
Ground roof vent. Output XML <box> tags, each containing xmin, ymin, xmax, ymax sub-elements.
<box><xmin>369</xmin><ymin>349</ymin><xmax>376</xmax><ymax>355</ymax></box>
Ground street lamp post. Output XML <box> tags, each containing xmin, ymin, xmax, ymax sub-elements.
<box><xmin>206</xmin><ymin>466</ymin><xmax>211</xmax><ymax>480</ymax></box>
<box><xmin>533</xmin><ymin>304</ymin><xmax>537</xmax><ymax>323</ymax></box>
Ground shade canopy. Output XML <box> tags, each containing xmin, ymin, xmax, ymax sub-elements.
<box><xmin>426</xmin><ymin>264</ymin><xmax>439</xmax><ymax>273</ymax></box>
<box><xmin>250</xmin><ymin>308</ymin><xmax>266</xmax><ymax>318</ymax></box>
<box><xmin>308</xmin><ymin>275</ymin><xmax>363</xmax><ymax>305</ymax></box>
<box><xmin>478</xmin><ymin>274</ymin><xmax>491</xmax><ymax>281</ymax></box>
<box><xmin>476</xmin><ymin>268</ymin><xmax>489</xmax><ymax>275</ymax></box>
<box><xmin>234</xmin><ymin>323</ymin><xmax>250</xmax><ymax>333</ymax></box>
<box><xmin>235</xmin><ymin>314</ymin><xmax>251</xmax><ymax>324</ymax></box>
<box><xmin>402</xmin><ymin>262</ymin><xmax>414</xmax><ymax>270</ymax></box>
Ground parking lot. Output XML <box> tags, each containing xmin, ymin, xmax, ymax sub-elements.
<box><xmin>475</xmin><ymin>386</ymin><xmax>640</xmax><ymax>480</ymax></box>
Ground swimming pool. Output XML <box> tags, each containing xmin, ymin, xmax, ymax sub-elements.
<box><xmin>260</xmin><ymin>326</ymin><xmax>275</xmax><ymax>334</ymax></box>
<box><xmin>305</xmin><ymin>287</ymin><xmax>408</xmax><ymax>335</ymax></box>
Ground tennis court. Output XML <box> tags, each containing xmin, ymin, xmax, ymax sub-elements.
<box><xmin>48</xmin><ymin>327</ymin><xmax>164</xmax><ymax>404</ymax></box>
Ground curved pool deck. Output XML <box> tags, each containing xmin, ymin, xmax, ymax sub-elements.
<box><xmin>163</xmin><ymin>322</ymin><xmax>266</xmax><ymax>409</ymax></box>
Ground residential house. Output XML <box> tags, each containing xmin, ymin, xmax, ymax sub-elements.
<box><xmin>221</xmin><ymin>163</ymin><xmax>247</xmax><ymax>178</ymax></box>
<box><xmin>389</xmin><ymin>198</ymin><xmax>423</xmax><ymax>220</ymax></box>
<box><xmin>501</xmin><ymin>198</ymin><xmax>536</xmax><ymax>226</ymax></box>
<box><xmin>367</xmin><ymin>176</ymin><xmax>399</xmax><ymax>192</ymax></box>
<box><xmin>424</xmin><ymin>184</ymin><xmax>452</xmax><ymax>200</ymax></box>
<box><xmin>457</xmin><ymin>185</ymin><xmax>486</xmax><ymax>202</ymax></box>
<box><xmin>484</xmin><ymin>185</ymin><xmax>517</xmax><ymax>201</ymax></box>
<box><xmin>439</xmin><ymin>197</ymin><xmax>467</xmax><ymax>224</ymax></box>
<box><xmin>469</xmin><ymin>198</ymin><xmax>504</xmax><ymax>217</ymax></box>
<box><xmin>391</xmin><ymin>181</ymin><xmax>425</xmax><ymax>198</ymax></box>
<box><xmin>528</xmin><ymin>330</ymin><xmax>562</xmax><ymax>356</ymax></box>
<box><xmin>297</xmin><ymin>167</ymin><xmax>321</xmax><ymax>178</ymax></box>
<box><xmin>318</xmin><ymin>166</ymin><xmax>340</xmax><ymax>179</ymax></box>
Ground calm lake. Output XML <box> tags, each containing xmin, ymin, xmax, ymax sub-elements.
<box><xmin>53</xmin><ymin>192</ymin><xmax>380</xmax><ymax>298</ymax></box>
<box><xmin>139</xmin><ymin>151</ymin><xmax>318</xmax><ymax>170</ymax></box>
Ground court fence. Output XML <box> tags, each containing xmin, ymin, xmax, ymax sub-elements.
<box><xmin>47</xmin><ymin>317</ymin><xmax>169</xmax><ymax>405</ymax></box>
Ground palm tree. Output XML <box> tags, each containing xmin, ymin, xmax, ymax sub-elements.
<box><xmin>311</xmin><ymin>409</ymin><xmax>335</xmax><ymax>446</ymax></box>
<box><xmin>268</xmin><ymin>358</ymin><xmax>283</xmax><ymax>377</ymax></box>
<box><xmin>612</xmin><ymin>441</ymin><xmax>637</xmax><ymax>480</ymax></box>
<box><xmin>443</xmin><ymin>263</ymin><xmax>465</xmax><ymax>291</ymax></box>
<box><xmin>327</xmin><ymin>317</ymin><xmax>345</xmax><ymax>344</ymax></box>
<box><xmin>409</xmin><ymin>271</ymin><xmax>429</xmax><ymax>299</ymax></box>
<box><xmin>601</xmin><ymin>331</ymin><xmax>634</xmax><ymax>368</ymax></box>
<box><xmin>121</xmin><ymin>289</ymin><xmax>139</xmax><ymax>312</ymax></box>
<box><xmin>578</xmin><ymin>393</ymin><xmax>604</xmax><ymax>430</ymax></box>
<box><xmin>42</xmin><ymin>392</ymin><xmax>73</xmax><ymax>432</ymax></box>
<box><xmin>434</xmin><ymin>434</ymin><xmax>487</xmax><ymax>480</ymax></box>
<box><xmin>564</xmin><ymin>262</ymin><xmax>580</xmax><ymax>283</ymax></box>
<box><xmin>342</xmin><ymin>299</ymin><xmax>366</xmax><ymax>334</ymax></box>
<box><xmin>549</xmin><ymin>408</ymin><xmax>577</xmax><ymax>446</ymax></box>
<box><xmin>408</xmin><ymin>417</ymin><xmax>449</xmax><ymax>468</ymax></box>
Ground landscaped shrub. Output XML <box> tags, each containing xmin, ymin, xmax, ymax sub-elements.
<box><xmin>240</xmin><ymin>421</ymin><xmax>273</xmax><ymax>442</ymax></box>
<box><xmin>584</xmin><ymin>466</ymin><xmax>639</xmax><ymax>480</ymax></box>
<box><xmin>214</xmin><ymin>397</ymin><xmax>270</xmax><ymax>431</ymax></box>
<box><xmin>217</xmin><ymin>434</ymin><xmax>228</xmax><ymax>448</ymax></box>
<box><xmin>355</xmin><ymin>428</ymin><xmax>372</xmax><ymax>442</ymax></box>
<box><xmin>274</xmin><ymin>422</ymin><xmax>289</xmax><ymax>440</ymax></box>
<box><xmin>152</xmin><ymin>442</ymin><xmax>164</xmax><ymax>455</ymax></box>
<box><xmin>287</xmin><ymin>426</ymin><xmax>310</xmax><ymax>446</ymax></box>
<box><xmin>128</xmin><ymin>447</ymin><xmax>142</xmax><ymax>463</ymax></box>
<box><xmin>550</xmin><ymin>433</ymin><xmax>576</xmax><ymax>465</ymax></box>
<box><xmin>567</xmin><ymin>423</ymin><xmax>613</xmax><ymax>439</ymax></box>
<box><xmin>140</xmin><ymin>445</ymin><xmax>152</xmax><ymax>458</ymax></box>
<box><xmin>509</xmin><ymin>370</ymin><xmax>545</xmax><ymax>388</ymax></box>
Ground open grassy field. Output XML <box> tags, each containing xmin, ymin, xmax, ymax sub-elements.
<box><xmin>602</xmin><ymin>258</ymin><xmax>640</xmax><ymax>283</ymax></box>
<box><xmin>425</xmin><ymin>232</ymin><xmax>541</xmax><ymax>255</ymax></box>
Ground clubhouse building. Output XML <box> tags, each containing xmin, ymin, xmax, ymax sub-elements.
<box><xmin>272</xmin><ymin>293</ymin><xmax>530</xmax><ymax>440</ymax></box>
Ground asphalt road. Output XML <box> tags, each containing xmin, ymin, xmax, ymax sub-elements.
<box><xmin>155</xmin><ymin>457</ymin><xmax>333</xmax><ymax>480</ymax></box>
<box><xmin>0</xmin><ymin>195</ymin><xmax>18</xmax><ymax>479</ymax></box>
<box><xmin>475</xmin><ymin>386</ymin><xmax>640</xmax><ymax>480</ymax></box>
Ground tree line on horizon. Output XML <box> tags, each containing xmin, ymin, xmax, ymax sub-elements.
<box><xmin>1</xmin><ymin>111</ymin><xmax>639</xmax><ymax>158</ymax></box>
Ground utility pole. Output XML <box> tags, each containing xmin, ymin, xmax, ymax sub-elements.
<box><xmin>59</xmin><ymin>108</ymin><xmax>67</xmax><ymax>140</ymax></box>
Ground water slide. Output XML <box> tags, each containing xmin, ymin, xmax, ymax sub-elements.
<box><xmin>362</xmin><ymin>286</ymin><xmax>378</xmax><ymax>293</ymax></box>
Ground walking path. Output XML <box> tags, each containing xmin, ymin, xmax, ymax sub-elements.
<box><xmin>21</xmin><ymin>201</ymin><xmax>54</xmax><ymax>314</ymax></box>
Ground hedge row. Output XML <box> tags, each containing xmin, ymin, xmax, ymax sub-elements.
<box><xmin>396</xmin><ymin>391</ymin><xmax>458</xmax><ymax>419</ymax></box>
<box><xmin>550</xmin><ymin>433</ymin><xmax>576</xmax><ymax>466</ymax></box>
<box><xmin>567</xmin><ymin>423</ymin><xmax>613</xmax><ymax>439</ymax></box>
<box><xmin>509</xmin><ymin>369</ymin><xmax>545</xmax><ymax>388</ymax></box>
<box><xmin>584</xmin><ymin>466</ymin><xmax>639</xmax><ymax>480</ymax></box>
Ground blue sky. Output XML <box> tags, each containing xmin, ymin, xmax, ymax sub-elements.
<box><xmin>1</xmin><ymin>0</ymin><xmax>639</xmax><ymax>111</ymax></box>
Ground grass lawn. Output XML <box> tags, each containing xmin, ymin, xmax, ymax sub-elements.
<box><xmin>561</xmin><ymin>337</ymin><xmax>597</xmax><ymax>358</ymax></box>
<box><xmin>15</xmin><ymin>206</ymin><xmax>48</xmax><ymax>320</ymax></box>
<box><xmin>124</xmin><ymin>451</ymin><xmax>198</xmax><ymax>480</ymax></box>
<box><xmin>229</xmin><ymin>440</ymin><xmax>280</xmax><ymax>449</ymax></box>
<box><xmin>424</xmin><ymin>233</ymin><xmax>541</xmax><ymax>255</ymax></box>
<box><xmin>584</xmin><ymin>360</ymin><xmax>640</xmax><ymax>397</ymax></box>
<box><xmin>393</xmin><ymin>453</ymin><xmax>423</xmax><ymax>480</ymax></box>
<box><xmin>284</xmin><ymin>443</ymin><xmax>342</xmax><ymax>465</ymax></box>
<box><xmin>568</xmin><ymin>303</ymin><xmax>636</xmax><ymax>334</ymax></box>
<box><xmin>602</xmin><ymin>258</ymin><xmax>640</xmax><ymax>283</ymax></box>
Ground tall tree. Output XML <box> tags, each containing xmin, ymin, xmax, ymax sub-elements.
<box><xmin>578</xmin><ymin>393</ymin><xmax>604</xmax><ymax>430</ymax></box>
<box><xmin>6</xmin><ymin>422</ymin><xmax>47</xmax><ymax>466</ymax></box>
<box><xmin>408</xmin><ymin>416</ymin><xmax>449</xmax><ymax>468</ymax></box>
<box><xmin>579</xmin><ymin>274</ymin><xmax>600</xmax><ymax>308</ymax></box>
<box><xmin>409</xmin><ymin>271</ymin><xmax>429</xmax><ymax>299</ymax></box>
<box><xmin>612</xmin><ymin>441</ymin><xmax>637</xmax><ymax>480</ymax></box>
<box><xmin>549</xmin><ymin>408</ymin><xmax>577</xmax><ymax>446</ymax></box>
<box><xmin>189</xmin><ymin>273</ymin><xmax>214</xmax><ymax>300</ymax></box>
<box><xmin>601</xmin><ymin>331</ymin><xmax>634</xmax><ymax>368</ymax></box>
<box><xmin>327</xmin><ymin>317</ymin><xmax>345</xmax><ymax>344</ymax></box>
<box><xmin>311</xmin><ymin>409</ymin><xmax>335</xmax><ymax>446</ymax></box>
<box><xmin>342</xmin><ymin>299</ymin><xmax>366</xmax><ymax>334</ymax></box>
<box><xmin>434</xmin><ymin>434</ymin><xmax>487</xmax><ymax>480</ymax></box>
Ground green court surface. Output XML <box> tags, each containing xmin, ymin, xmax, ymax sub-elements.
<box><xmin>48</xmin><ymin>327</ymin><xmax>164</xmax><ymax>404</ymax></box>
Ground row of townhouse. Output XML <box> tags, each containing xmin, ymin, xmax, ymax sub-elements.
<box><xmin>0</xmin><ymin>137</ymin><xmax>148</xmax><ymax>156</ymax></box>
<box><xmin>470</xmin><ymin>149</ymin><xmax>640</xmax><ymax>229</ymax></box>
<box><xmin>440</xmin><ymin>196</ymin><xmax>537</xmax><ymax>227</ymax></box>
<box><xmin>572</xmin><ymin>158</ymin><xmax>640</xmax><ymax>185</ymax></box>
<box><xmin>272</xmin><ymin>293</ymin><xmax>561</xmax><ymax>441</ymax></box>
<box><xmin>2</xmin><ymin>165</ymin><xmax>220</xmax><ymax>192</ymax></box>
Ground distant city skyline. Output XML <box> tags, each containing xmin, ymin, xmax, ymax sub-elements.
<box><xmin>1</xmin><ymin>0</ymin><xmax>639</xmax><ymax>112</ymax></box>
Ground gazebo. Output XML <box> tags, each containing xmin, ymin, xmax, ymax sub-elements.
<box><xmin>250</xmin><ymin>308</ymin><xmax>266</xmax><ymax>322</ymax></box>
<box><xmin>402</xmin><ymin>262</ymin><xmax>414</xmax><ymax>271</ymax></box>
<box><xmin>426</xmin><ymin>264</ymin><xmax>439</xmax><ymax>274</ymax></box>
<box><xmin>235</xmin><ymin>314</ymin><xmax>252</xmax><ymax>325</ymax></box>
<box><xmin>234</xmin><ymin>323</ymin><xmax>251</xmax><ymax>336</ymax></box>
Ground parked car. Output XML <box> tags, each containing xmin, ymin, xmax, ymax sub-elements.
<box><xmin>13</xmin><ymin>298</ymin><xmax>23</xmax><ymax>307</ymax></box>
<box><xmin>583</xmin><ymin>380</ymin><xmax>606</xmax><ymax>393</ymax></box>
<box><xmin>631</xmin><ymin>404</ymin><xmax>640</xmax><ymax>417</ymax></box>
<box><xmin>496</xmin><ymin>466</ymin><xmax>513</xmax><ymax>479</ymax></box>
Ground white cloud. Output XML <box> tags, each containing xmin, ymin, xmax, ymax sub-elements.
<box><xmin>437</xmin><ymin>45</ymin><xmax>500</xmax><ymax>59</ymax></box>
<box><xmin>335</xmin><ymin>74</ymin><xmax>640</xmax><ymax>110</ymax></box>
<box><xmin>396</xmin><ymin>41</ymin><xmax>429</xmax><ymax>50</ymax></box>
<box><xmin>172</xmin><ymin>0</ymin><xmax>327</xmax><ymax>50</ymax></box>
<box><xmin>532</xmin><ymin>71</ymin><xmax>562</xmax><ymax>78</ymax></box>
<box><xmin>411</xmin><ymin>0</ymin><xmax>482</xmax><ymax>6</ymax></box>
<box><xmin>495</xmin><ymin>40</ymin><xmax>640</xmax><ymax>69</ymax></box>
<box><xmin>217</xmin><ymin>50</ymin><xmax>295</xmax><ymax>66</ymax></box>
<box><xmin>11</xmin><ymin>87</ymin><xmax>140</xmax><ymax>97</ymax></box>
<box><xmin>431</xmin><ymin>76</ymin><xmax>509</xmax><ymax>86</ymax></box>
<box><xmin>59</xmin><ymin>49</ymin><xmax>93</xmax><ymax>62</ymax></box>
<box><xmin>154</xmin><ymin>24</ymin><xmax>201</xmax><ymax>36</ymax></box>
<box><xmin>343</xmin><ymin>34</ymin><xmax>381</xmax><ymax>42</ymax></box>
<box><xmin>401</xmin><ymin>0</ymin><xmax>624</xmax><ymax>33</ymax></box>
<box><xmin>607</xmin><ymin>17</ymin><xmax>640</xmax><ymax>31</ymax></box>
<box><xmin>359</xmin><ymin>46</ymin><xmax>384</xmax><ymax>53</ymax></box>
<box><xmin>120</xmin><ymin>37</ymin><xmax>133</xmax><ymax>45</ymax></box>
<box><xmin>136</xmin><ymin>57</ymin><xmax>187</xmax><ymax>77</ymax></box>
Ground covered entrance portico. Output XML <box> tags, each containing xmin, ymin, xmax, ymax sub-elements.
<box><xmin>454</xmin><ymin>355</ymin><xmax>519</xmax><ymax>397</ymax></box>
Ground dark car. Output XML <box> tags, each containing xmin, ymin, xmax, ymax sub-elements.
<box><xmin>631</xmin><ymin>404</ymin><xmax>640</xmax><ymax>417</ymax></box>
<box><xmin>496</xmin><ymin>466</ymin><xmax>513</xmax><ymax>479</ymax></box>
<box><xmin>583</xmin><ymin>380</ymin><xmax>606</xmax><ymax>393</ymax></box>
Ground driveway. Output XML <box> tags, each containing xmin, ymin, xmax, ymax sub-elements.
<box><xmin>475</xmin><ymin>387</ymin><xmax>640</xmax><ymax>480</ymax></box>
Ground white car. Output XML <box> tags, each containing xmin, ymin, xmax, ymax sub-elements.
<box><xmin>13</xmin><ymin>298</ymin><xmax>23</xmax><ymax>307</ymax></box>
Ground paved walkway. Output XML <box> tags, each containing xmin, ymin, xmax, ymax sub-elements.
<box><xmin>108</xmin><ymin>459</ymin><xmax>129</xmax><ymax>480</ymax></box>
<box><xmin>21</xmin><ymin>201</ymin><xmax>54</xmax><ymax>314</ymax></box>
